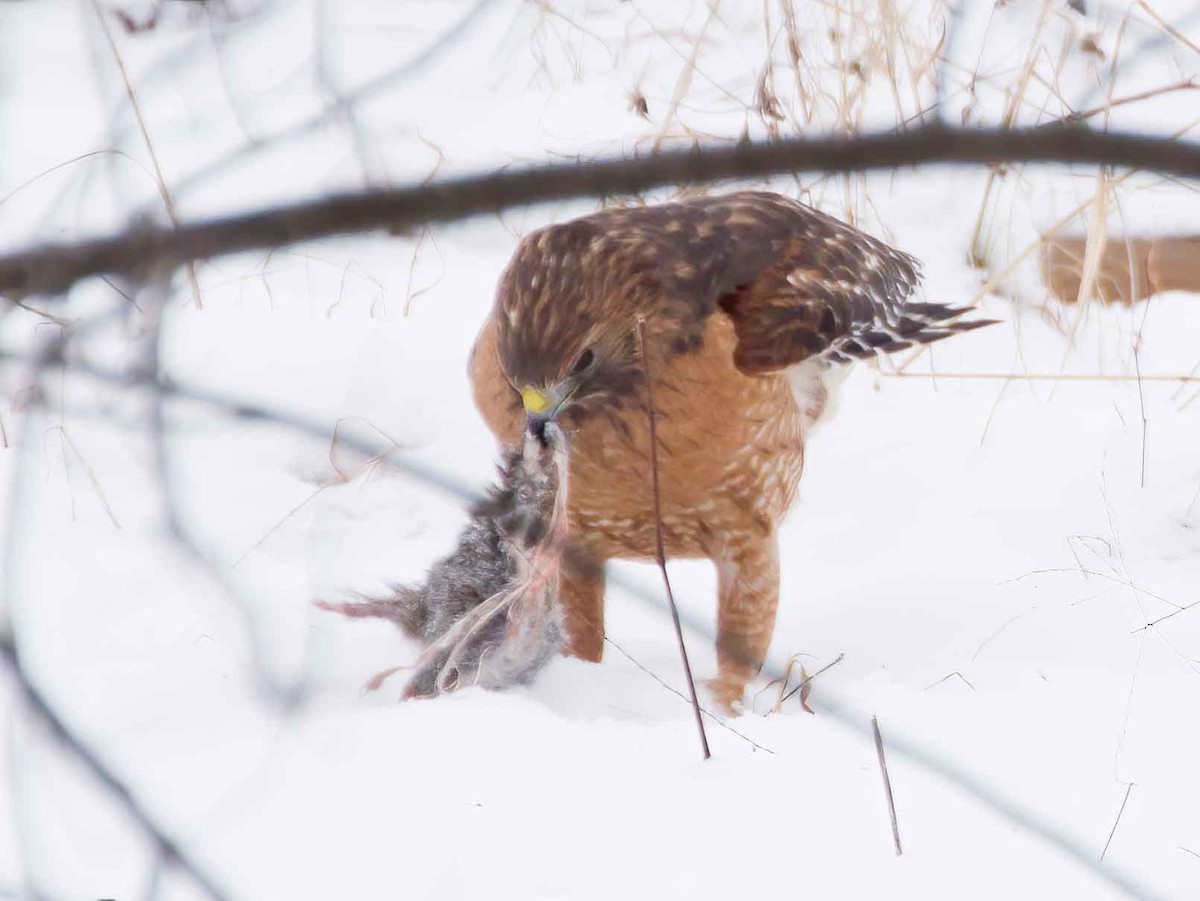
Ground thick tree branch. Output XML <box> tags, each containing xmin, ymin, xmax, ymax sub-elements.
<box><xmin>3</xmin><ymin>123</ymin><xmax>1200</xmax><ymax>299</ymax></box>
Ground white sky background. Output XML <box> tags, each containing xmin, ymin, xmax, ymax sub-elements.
<box><xmin>0</xmin><ymin>0</ymin><xmax>1199</xmax><ymax>899</ymax></box>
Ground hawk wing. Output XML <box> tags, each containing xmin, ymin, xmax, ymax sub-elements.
<box><xmin>682</xmin><ymin>192</ymin><xmax>994</xmax><ymax>375</ymax></box>
<box><xmin>485</xmin><ymin>191</ymin><xmax>994</xmax><ymax>401</ymax></box>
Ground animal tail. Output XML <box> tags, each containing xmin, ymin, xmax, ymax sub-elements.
<box><xmin>313</xmin><ymin>588</ymin><xmax>427</xmax><ymax>640</ymax></box>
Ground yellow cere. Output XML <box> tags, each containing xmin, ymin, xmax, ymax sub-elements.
<box><xmin>521</xmin><ymin>386</ymin><xmax>550</xmax><ymax>415</ymax></box>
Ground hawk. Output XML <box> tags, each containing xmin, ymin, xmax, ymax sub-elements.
<box><xmin>469</xmin><ymin>191</ymin><xmax>992</xmax><ymax>709</ymax></box>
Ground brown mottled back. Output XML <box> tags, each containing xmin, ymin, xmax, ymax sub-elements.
<box><xmin>495</xmin><ymin>192</ymin><xmax>988</xmax><ymax>392</ymax></box>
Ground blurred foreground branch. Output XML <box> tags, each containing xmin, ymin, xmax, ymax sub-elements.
<box><xmin>2</xmin><ymin>344</ymin><xmax>1163</xmax><ymax>900</ymax></box>
<box><xmin>4</xmin><ymin>124</ymin><xmax>1200</xmax><ymax>299</ymax></box>
<box><xmin>0</xmin><ymin>636</ymin><xmax>230</xmax><ymax>901</ymax></box>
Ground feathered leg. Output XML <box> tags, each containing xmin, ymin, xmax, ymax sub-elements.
<box><xmin>709</xmin><ymin>531</ymin><xmax>780</xmax><ymax>711</ymax></box>
<box><xmin>558</xmin><ymin>544</ymin><xmax>606</xmax><ymax>662</ymax></box>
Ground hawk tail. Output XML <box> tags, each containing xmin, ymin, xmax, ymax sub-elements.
<box><xmin>826</xmin><ymin>304</ymin><xmax>999</xmax><ymax>364</ymax></box>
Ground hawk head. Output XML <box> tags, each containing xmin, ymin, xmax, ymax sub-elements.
<box><xmin>492</xmin><ymin>218</ymin><xmax>683</xmax><ymax>431</ymax></box>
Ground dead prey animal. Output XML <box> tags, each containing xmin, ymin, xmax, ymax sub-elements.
<box><xmin>316</xmin><ymin>423</ymin><xmax>569</xmax><ymax>699</ymax></box>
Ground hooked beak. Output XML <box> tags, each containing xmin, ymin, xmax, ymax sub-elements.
<box><xmin>520</xmin><ymin>384</ymin><xmax>569</xmax><ymax>421</ymax></box>
<box><xmin>521</xmin><ymin>384</ymin><xmax>570</xmax><ymax>446</ymax></box>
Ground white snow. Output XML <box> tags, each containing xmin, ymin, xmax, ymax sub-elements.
<box><xmin>0</xmin><ymin>1</ymin><xmax>1198</xmax><ymax>899</ymax></box>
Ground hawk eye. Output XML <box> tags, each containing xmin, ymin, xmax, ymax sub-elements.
<box><xmin>570</xmin><ymin>349</ymin><xmax>594</xmax><ymax>376</ymax></box>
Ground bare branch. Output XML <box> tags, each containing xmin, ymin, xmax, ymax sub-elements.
<box><xmin>0</xmin><ymin>635</ymin><xmax>230</xmax><ymax>901</ymax></box>
<box><xmin>4</xmin><ymin>124</ymin><xmax>1200</xmax><ymax>298</ymax></box>
<box><xmin>134</xmin><ymin>272</ymin><xmax>301</xmax><ymax>709</ymax></box>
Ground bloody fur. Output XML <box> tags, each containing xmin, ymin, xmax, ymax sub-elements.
<box><xmin>316</xmin><ymin>424</ymin><xmax>568</xmax><ymax>699</ymax></box>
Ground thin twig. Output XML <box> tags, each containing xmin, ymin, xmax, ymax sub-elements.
<box><xmin>0</xmin><ymin>149</ymin><xmax>119</xmax><ymax>208</ymax></box>
<box><xmin>779</xmin><ymin>652</ymin><xmax>845</xmax><ymax>706</ymax></box>
<box><xmin>1073</xmin><ymin>6</ymin><xmax>1200</xmax><ymax>109</ymax></box>
<box><xmin>924</xmin><ymin>671</ymin><xmax>976</xmax><ymax>691</ymax></box>
<box><xmin>1051</xmin><ymin>80</ymin><xmax>1199</xmax><ymax>128</ymax></box>
<box><xmin>1130</xmin><ymin>598</ymin><xmax>1200</xmax><ymax>634</ymax></box>
<box><xmin>8</xmin><ymin>124</ymin><xmax>1200</xmax><ymax>298</ymax></box>
<box><xmin>872</xmin><ymin>715</ymin><xmax>903</xmax><ymax>856</ymax></box>
<box><xmin>163</xmin><ymin>0</ymin><xmax>500</xmax><ymax>208</ymax></box>
<box><xmin>1101</xmin><ymin>783</ymin><xmax>1135</xmax><ymax>861</ymax></box>
<box><xmin>635</xmin><ymin>318</ymin><xmax>710</xmax><ymax>761</ymax></box>
<box><xmin>89</xmin><ymin>0</ymin><xmax>204</xmax><ymax>310</ymax></box>
<box><xmin>605</xmin><ymin>637</ymin><xmax>773</xmax><ymax>754</ymax></box>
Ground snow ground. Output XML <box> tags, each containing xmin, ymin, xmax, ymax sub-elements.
<box><xmin>0</xmin><ymin>0</ymin><xmax>1199</xmax><ymax>899</ymax></box>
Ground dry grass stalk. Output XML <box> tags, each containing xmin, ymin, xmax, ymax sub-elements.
<box><xmin>1134</xmin><ymin>0</ymin><xmax>1200</xmax><ymax>56</ymax></box>
<box><xmin>967</xmin><ymin>0</ymin><xmax>1054</xmax><ymax>267</ymax></box>
<box><xmin>1101</xmin><ymin>783</ymin><xmax>1135</xmax><ymax>860</ymax></box>
<box><xmin>90</xmin><ymin>0</ymin><xmax>204</xmax><ymax>310</ymax></box>
<box><xmin>950</xmin><ymin>111</ymin><xmax>1200</xmax><ymax>325</ymax></box>
<box><xmin>1074</xmin><ymin>171</ymin><xmax>1112</xmax><ymax>307</ymax></box>
<box><xmin>1059</xmin><ymin>79</ymin><xmax>1199</xmax><ymax>126</ymax></box>
<box><xmin>758</xmin><ymin>651</ymin><xmax>845</xmax><ymax>713</ymax></box>
<box><xmin>605</xmin><ymin>637</ymin><xmax>775</xmax><ymax>754</ymax></box>
<box><xmin>872</xmin><ymin>715</ymin><xmax>903</xmax><ymax>856</ymax></box>
<box><xmin>635</xmin><ymin>318</ymin><xmax>711</xmax><ymax>760</ymax></box>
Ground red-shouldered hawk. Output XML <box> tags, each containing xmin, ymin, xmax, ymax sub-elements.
<box><xmin>469</xmin><ymin>191</ymin><xmax>994</xmax><ymax>709</ymax></box>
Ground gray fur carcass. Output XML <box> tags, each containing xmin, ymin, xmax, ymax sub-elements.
<box><xmin>317</xmin><ymin>424</ymin><xmax>569</xmax><ymax>699</ymax></box>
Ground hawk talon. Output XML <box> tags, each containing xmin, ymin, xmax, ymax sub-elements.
<box><xmin>703</xmin><ymin>674</ymin><xmax>750</xmax><ymax>716</ymax></box>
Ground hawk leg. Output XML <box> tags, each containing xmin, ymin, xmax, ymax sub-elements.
<box><xmin>710</xmin><ymin>533</ymin><xmax>780</xmax><ymax>711</ymax></box>
<box><xmin>560</xmin><ymin>544</ymin><xmax>606</xmax><ymax>662</ymax></box>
